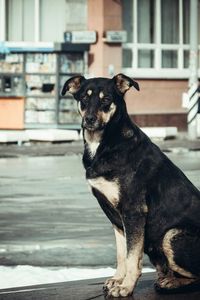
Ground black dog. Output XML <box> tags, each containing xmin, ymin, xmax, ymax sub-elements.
<box><xmin>61</xmin><ymin>74</ymin><xmax>200</xmax><ymax>297</ymax></box>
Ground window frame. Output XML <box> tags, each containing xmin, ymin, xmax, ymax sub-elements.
<box><xmin>122</xmin><ymin>0</ymin><xmax>200</xmax><ymax>79</ymax></box>
<box><xmin>0</xmin><ymin>0</ymin><xmax>41</xmax><ymax>43</ymax></box>
<box><xmin>0</xmin><ymin>0</ymin><xmax>65</xmax><ymax>43</ymax></box>
<box><xmin>0</xmin><ymin>0</ymin><xmax>6</xmax><ymax>41</ymax></box>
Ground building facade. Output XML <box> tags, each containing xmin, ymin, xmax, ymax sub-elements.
<box><xmin>0</xmin><ymin>0</ymin><xmax>199</xmax><ymax>130</ymax></box>
<box><xmin>87</xmin><ymin>0</ymin><xmax>200</xmax><ymax>131</ymax></box>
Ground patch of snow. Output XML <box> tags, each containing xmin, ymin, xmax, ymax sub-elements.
<box><xmin>0</xmin><ymin>266</ymin><xmax>155</xmax><ymax>290</ymax></box>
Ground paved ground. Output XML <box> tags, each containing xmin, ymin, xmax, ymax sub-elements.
<box><xmin>0</xmin><ymin>154</ymin><xmax>116</xmax><ymax>266</ymax></box>
<box><xmin>0</xmin><ymin>141</ymin><xmax>199</xmax><ymax>268</ymax></box>
<box><xmin>0</xmin><ymin>136</ymin><xmax>200</xmax><ymax>158</ymax></box>
<box><xmin>1</xmin><ymin>273</ymin><xmax>200</xmax><ymax>300</ymax></box>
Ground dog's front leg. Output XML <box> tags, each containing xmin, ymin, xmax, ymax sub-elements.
<box><xmin>104</xmin><ymin>227</ymin><xmax>126</xmax><ymax>291</ymax></box>
<box><xmin>108</xmin><ymin>208</ymin><xmax>146</xmax><ymax>297</ymax></box>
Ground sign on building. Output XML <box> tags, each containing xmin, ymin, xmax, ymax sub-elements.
<box><xmin>64</xmin><ymin>31</ymin><xmax>97</xmax><ymax>44</ymax></box>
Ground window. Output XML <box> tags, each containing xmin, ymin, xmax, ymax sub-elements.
<box><xmin>138</xmin><ymin>0</ymin><xmax>155</xmax><ymax>44</ymax></box>
<box><xmin>183</xmin><ymin>0</ymin><xmax>190</xmax><ymax>44</ymax></box>
<box><xmin>122</xmin><ymin>0</ymin><xmax>133</xmax><ymax>43</ymax></box>
<box><xmin>138</xmin><ymin>0</ymin><xmax>155</xmax><ymax>68</ymax></box>
<box><xmin>3</xmin><ymin>0</ymin><xmax>87</xmax><ymax>43</ymax></box>
<box><xmin>161</xmin><ymin>0</ymin><xmax>179</xmax><ymax>44</ymax></box>
<box><xmin>40</xmin><ymin>0</ymin><xmax>66</xmax><ymax>42</ymax></box>
<box><xmin>122</xmin><ymin>0</ymin><xmax>199</xmax><ymax>78</ymax></box>
<box><xmin>6</xmin><ymin>0</ymin><xmax>35</xmax><ymax>41</ymax></box>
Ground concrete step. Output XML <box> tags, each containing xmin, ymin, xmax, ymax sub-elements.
<box><xmin>141</xmin><ymin>127</ymin><xmax>178</xmax><ymax>139</ymax></box>
<box><xmin>27</xmin><ymin>129</ymin><xmax>79</xmax><ymax>142</ymax></box>
<box><xmin>0</xmin><ymin>129</ymin><xmax>80</xmax><ymax>144</ymax></box>
<box><xmin>0</xmin><ymin>127</ymin><xmax>178</xmax><ymax>144</ymax></box>
<box><xmin>0</xmin><ymin>130</ymin><xmax>29</xmax><ymax>144</ymax></box>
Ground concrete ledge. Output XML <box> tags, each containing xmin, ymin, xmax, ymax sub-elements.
<box><xmin>0</xmin><ymin>131</ymin><xmax>29</xmax><ymax>144</ymax></box>
<box><xmin>0</xmin><ymin>272</ymin><xmax>200</xmax><ymax>300</ymax></box>
<box><xmin>26</xmin><ymin>129</ymin><xmax>79</xmax><ymax>142</ymax></box>
<box><xmin>141</xmin><ymin>127</ymin><xmax>178</xmax><ymax>139</ymax></box>
<box><xmin>0</xmin><ymin>127</ymin><xmax>180</xmax><ymax>144</ymax></box>
<box><xmin>0</xmin><ymin>129</ymin><xmax>80</xmax><ymax>143</ymax></box>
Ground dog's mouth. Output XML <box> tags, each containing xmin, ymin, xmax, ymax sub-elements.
<box><xmin>84</xmin><ymin>125</ymin><xmax>96</xmax><ymax>131</ymax></box>
<box><xmin>83</xmin><ymin>123</ymin><xmax>100</xmax><ymax>131</ymax></box>
<box><xmin>82</xmin><ymin>120</ymin><xmax>105</xmax><ymax>132</ymax></box>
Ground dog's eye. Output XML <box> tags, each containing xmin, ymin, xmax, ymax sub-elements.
<box><xmin>103</xmin><ymin>97</ymin><xmax>111</xmax><ymax>102</ymax></box>
<box><xmin>101</xmin><ymin>102</ymin><xmax>111</xmax><ymax>112</ymax></box>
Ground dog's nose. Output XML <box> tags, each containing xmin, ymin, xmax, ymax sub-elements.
<box><xmin>85</xmin><ymin>115</ymin><xmax>97</xmax><ymax>124</ymax></box>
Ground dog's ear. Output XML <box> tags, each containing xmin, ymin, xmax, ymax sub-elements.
<box><xmin>113</xmin><ymin>73</ymin><xmax>140</xmax><ymax>94</ymax></box>
<box><xmin>61</xmin><ymin>75</ymin><xmax>86</xmax><ymax>96</ymax></box>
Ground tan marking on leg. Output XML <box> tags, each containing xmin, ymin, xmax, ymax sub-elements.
<box><xmin>163</xmin><ymin>229</ymin><xmax>194</xmax><ymax>278</ymax></box>
<box><xmin>114</xmin><ymin>228</ymin><xmax>127</xmax><ymax>279</ymax></box>
<box><xmin>109</xmin><ymin>236</ymin><xmax>144</xmax><ymax>297</ymax></box>
<box><xmin>122</xmin><ymin>237</ymin><xmax>144</xmax><ymax>286</ymax></box>
<box><xmin>104</xmin><ymin>227</ymin><xmax>126</xmax><ymax>291</ymax></box>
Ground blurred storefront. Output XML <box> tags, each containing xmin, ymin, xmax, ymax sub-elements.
<box><xmin>0</xmin><ymin>0</ymin><xmax>199</xmax><ymax>131</ymax></box>
<box><xmin>0</xmin><ymin>0</ymin><xmax>89</xmax><ymax>129</ymax></box>
<box><xmin>0</xmin><ymin>44</ymin><xmax>88</xmax><ymax>129</ymax></box>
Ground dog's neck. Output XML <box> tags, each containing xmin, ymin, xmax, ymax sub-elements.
<box><xmin>83</xmin><ymin>108</ymin><xmax>143</xmax><ymax>159</ymax></box>
<box><xmin>84</xmin><ymin>129</ymin><xmax>103</xmax><ymax>158</ymax></box>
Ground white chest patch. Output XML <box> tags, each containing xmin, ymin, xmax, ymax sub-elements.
<box><xmin>84</xmin><ymin>129</ymin><xmax>102</xmax><ymax>159</ymax></box>
<box><xmin>87</xmin><ymin>141</ymin><xmax>100</xmax><ymax>158</ymax></box>
<box><xmin>88</xmin><ymin>177</ymin><xmax>120</xmax><ymax>207</ymax></box>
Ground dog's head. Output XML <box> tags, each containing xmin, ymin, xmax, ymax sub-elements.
<box><xmin>61</xmin><ymin>74</ymin><xmax>139</xmax><ymax>131</ymax></box>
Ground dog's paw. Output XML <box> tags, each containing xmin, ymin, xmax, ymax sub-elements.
<box><xmin>103</xmin><ymin>277</ymin><xmax>123</xmax><ymax>292</ymax></box>
<box><xmin>159</xmin><ymin>277</ymin><xmax>177</xmax><ymax>289</ymax></box>
<box><xmin>155</xmin><ymin>276</ymin><xmax>197</xmax><ymax>291</ymax></box>
<box><xmin>154</xmin><ymin>277</ymin><xmax>176</xmax><ymax>292</ymax></box>
<box><xmin>107</xmin><ymin>284</ymin><xmax>133</xmax><ymax>297</ymax></box>
<box><xmin>156</xmin><ymin>277</ymin><xmax>185</xmax><ymax>290</ymax></box>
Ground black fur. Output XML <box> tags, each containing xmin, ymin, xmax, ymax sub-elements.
<box><xmin>62</xmin><ymin>74</ymin><xmax>200</xmax><ymax>295</ymax></box>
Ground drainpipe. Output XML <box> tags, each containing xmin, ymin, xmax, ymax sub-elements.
<box><xmin>188</xmin><ymin>0</ymin><xmax>199</xmax><ymax>139</ymax></box>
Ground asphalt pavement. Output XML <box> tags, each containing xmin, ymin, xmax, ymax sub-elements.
<box><xmin>0</xmin><ymin>137</ymin><xmax>200</xmax><ymax>158</ymax></box>
<box><xmin>0</xmin><ymin>140</ymin><xmax>199</xmax><ymax>268</ymax></box>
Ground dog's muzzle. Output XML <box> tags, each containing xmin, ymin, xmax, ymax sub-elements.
<box><xmin>83</xmin><ymin>115</ymin><xmax>100</xmax><ymax>131</ymax></box>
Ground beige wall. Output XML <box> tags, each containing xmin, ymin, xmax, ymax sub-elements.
<box><xmin>125</xmin><ymin>80</ymin><xmax>188</xmax><ymax>130</ymax></box>
<box><xmin>87</xmin><ymin>0</ymin><xmax>122</xmax><ymax>76</ymax></box>
<box><xmin>125</xmin><ymin>79</ymin><xmax>188</xmax><ymax>115</ymax></box>
<box><xmin>87</xmin><ymin>0</ymin><xmax>188</xmax><ymax>129</ymax></box>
